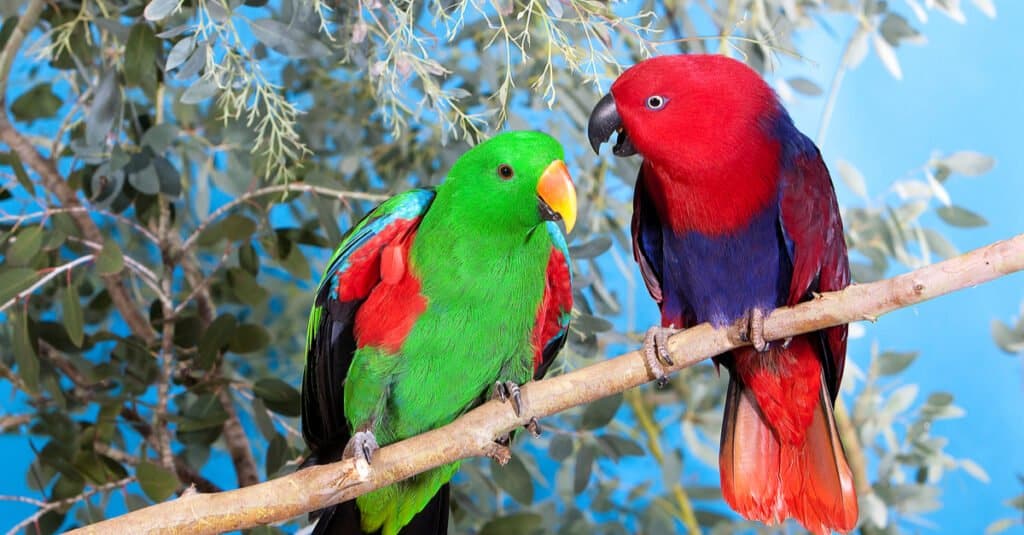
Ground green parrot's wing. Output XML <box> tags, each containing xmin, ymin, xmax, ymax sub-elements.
<box><xmin>532</xmin><ymin>221</ymin><xmax>573</xmax><ymax>380</ymax></box>
<box><xmin>300</xmin><ymin>188</ymin><xmax>435</xmax><ymax>462</ymax></box>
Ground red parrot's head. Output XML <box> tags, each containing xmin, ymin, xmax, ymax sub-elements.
<box><xmin>587</xmin><ymin>54</ymin><xmax>780</xmax><ymax>174</ymax></box>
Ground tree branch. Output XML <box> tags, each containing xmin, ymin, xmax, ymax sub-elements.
<box><xmin>0</xmin><ymin>0</ymin><xmax>156</xmax><ymax>343</ymax></box>
<box><xmin>64</xmin><ymin>232</ymin><xmax>1024</xmax><ymax>534</ymax></box>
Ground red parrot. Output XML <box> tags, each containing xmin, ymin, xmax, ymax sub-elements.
<box><xmin>587</xmin><ymin>54</ymin><xmax>858</xmax><ymax>534</ymax></box>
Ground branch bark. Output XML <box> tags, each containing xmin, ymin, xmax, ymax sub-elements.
<box><xmin>65</xmin><ymin>232</ymin><xmax>1024</xmax><ymax>534</ymax></box>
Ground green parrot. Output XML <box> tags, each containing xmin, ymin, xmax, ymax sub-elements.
<box><xmin>301</xmin><ymin>131</ymin><xmax>577</xmax><ymax>535</ymax></box>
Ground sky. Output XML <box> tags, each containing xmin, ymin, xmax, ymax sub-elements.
<box><xmin>2</xmin><ymin>1</ymin><xmax>1023</xmax><ymax>533</ymax></box>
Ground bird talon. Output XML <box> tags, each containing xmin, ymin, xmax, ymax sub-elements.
<box><xmin>493</xmin><ymin>380</ymin><xmax>524</xmax><ymax>417</ymax></box>
<box><xmin>485</xmin><ymin>441</ymin><xmax>512</xmax><ymax>465</ymax></box>
<box><xmin>642</xmin><ymin>326</ymin><xmax>680</xmax><ymax>387</ymax></box>
<box><xmin>347</xmin><ymin>430</ymin><xmax>378</xmax><ymax>480</ymax></box>
<box><xmin>526</xmin><ymin>417</ymin><xmax>542</xmax><ymax>438</ymax></box>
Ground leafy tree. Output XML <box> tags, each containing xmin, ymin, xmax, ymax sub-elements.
<box><xmin>0</xmin><ymin>0</ymin><xmax>1010</xmax><ymax>533</ymax></box>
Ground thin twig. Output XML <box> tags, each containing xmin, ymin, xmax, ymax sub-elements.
<box><xmin>6</xmin><ymin>477</ymin><xmax>135</xmax><ymax>535</ymax></box>
<box><xmin>179</xmin><ymin>183</ymin><xmax>388</xmax><ymax>253</ymax></box>
<box><xmin>0</xmin><ymin>254</ymin><xmax>94</xmax><ymax>313</ymax></box>
<box><xmin>65</xmin><ymin>233</ymin><xmax>1024</xmax><ymax>534</ymax></box>
<box><xmin>0</xmin><ymin>206</ymin><xmax>160</xmax><ymax>244</ymax></box>
<box><xmin>816</xmin><ymin>26</ymin><xmax>866</xmax><ymax>146</ymax></box>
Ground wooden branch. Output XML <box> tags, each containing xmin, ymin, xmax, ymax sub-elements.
<box><xmin>65</xmin><ymin>233</ymin><xmax>1024</xmax><ymax>534</ymax></box>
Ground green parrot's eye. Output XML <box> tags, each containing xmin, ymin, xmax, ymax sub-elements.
<box><xmin>497</xmin><ymin>164</ymin><xmax>515</xmax><ymax>180</ymax></box>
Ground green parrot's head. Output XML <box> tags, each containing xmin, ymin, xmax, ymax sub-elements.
<box><xmin>443</xmin><ymin>131</ymin><xmax>577</xmax><ymax>234</ymax></box>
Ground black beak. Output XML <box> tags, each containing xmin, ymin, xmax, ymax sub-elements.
<box><xmin>587</xmin><ymin>93</ymin><xmax>637</xmax><ymax>157</ymax></box>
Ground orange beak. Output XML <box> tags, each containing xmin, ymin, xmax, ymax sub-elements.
<box><xmin>536</xmin><ymin>160</ymin><xmax>577</xmax><ymax>233</ymax></box>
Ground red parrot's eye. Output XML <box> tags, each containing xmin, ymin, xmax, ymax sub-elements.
<box><xmin>497</xmin><ymin>164</ymin><xmax>515</xmax><ymax>180</ymax></box>
<box><xmin>646</xmin><ymin>95</ymin><xmax>668</xmax><ymax>110</ymax></box>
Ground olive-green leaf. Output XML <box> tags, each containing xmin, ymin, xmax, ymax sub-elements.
<box><xmin>580</xmin><ymin>393</ymin><xmax>622</xmax><ymax>430</ymax></box>
<box><xmin>8</xmin><ymin>226</ymin><xmax>43</xmax><ymax>265</ymax></box>
<box><xmin>136</xmin><ymin>461</ymin><xmax>178</xmax><ymax>502</ymax></box>
<box><xmin>198</xmin><ymin>313</ymin><xmax>237</xmax><ymax>368</ymax></box>
<box><xmin>942</xmin><ymin>151</ymin><xmax>995</xmax><ymax>177</ymax></box>
<box><xmin>63</xmin><ymin>284</ymin><xmax>84</xmax><ymax>347</ymax></box>
<box><xmin>253</xmin><ymin>377</ymin><xmax>300</xmax><ymax>417</ymax></box>
<box><xmin>86</xmin><ymin>69</ymin><xmax>121</xmax><ymax>145</ymax></box>
<box><xmin>11</xmin><ymin>83</ymin><xmax>62</xmax><ymax>123</ymax></box>
<box><xmin>548</xmin><ymin>434</ymin><xmax>573</xmax><ymax>461</ymax></box>
<box><xmin>124</xmin><ymin>24</ymin><xmax>159</xmax><ymax>94</ymax></box>
<box><xmin>573</xmin><ymin>443</ymin><xmax>595</xmax><ymax>494</ymax></box>
<box><xmin>490</xmin><ymin>456</ymin><xmax>533</xmax><ymax>505</ymax></box>
<box><xmin>265</xmin><ymin>433</ymin><xmax>289</xmax><ymax>477</ymax></box>
<box><xmin>95</xmin><ymin>241</ymin><xmax>124</xmax><ymax>275</ymax></box>
<box><xmin>568</xmin><ymin>236</ymin><xmax>612</xmax><ymax>259</ymax></box>
<box><xmin>877</xmin><ymin>351</ymin><xmax>918</xmax><ymax>376</ymax></box>
<box><xmin>991</xmin><ymin>319</ymin><xmax>1024</xmax><ymax>354</ymax></box>
<box><xmin>228</xmin><ymin>323</ymin><xmax>270</xmax><ymax>354</ymax></box>
<box><xmin>0</xmin><ymin>267</ymin><xmax>39</xmax><ymax>305</ymax></box>
<box><xmin>181</xmin><ymin>77</ymin><xmax>218</xmax><ymax>104</ymax></box>
<box><xmin>144</xmin><ymin>0</ymin><xmax>181</xmax><ymax>21</ymax></box>
<box><xmin>478</xmin><ymin>513</ymin><xmax>543</xmax><ymax>535</ymax></box>
<box><xmin>13</xmin><ymin>310</ymin><xmax>39</xmax><ymax>394</ymax></box>
<box><xmin>596</xmin><ymin>434</ymin><xmax>644</xmax><ymax>458</ymax></box>
<box><xmin>937</xmin><ymin>205</ymin><xmax>987</xmax><ymax>228</ymax></box>
<box><xmin>141</xmin><ymin>124</ymin><xmax>179</xmax><ymax>153</ymax></box>
<box><xmin>787</xmin><ymin>76</ymin><xmax>824</xmax><ymax>96</ymax></box>
<box><xmin>251</xmin><ymin>398</ymin><xmax>277</xmax><ymax>441</ymax></box>
<box><xmin>227</xmin><ymin>268</ymin><xmax>268</xmax><ymax>307</ymax></box>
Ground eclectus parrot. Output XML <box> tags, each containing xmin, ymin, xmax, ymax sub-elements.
<box><xmin>301</xmin><ymin>131</ymin><xmax>577</xmax><ymax>535</ymax></box>
<box><xmin>587</xmin><ymin>55</ymin><xmax>858</xmax><ymax>534</ymax></box>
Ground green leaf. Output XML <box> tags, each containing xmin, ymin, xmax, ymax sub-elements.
<box><xmin>478</xmin><ymin>512</ymin><xmax>543</xmax><ymax>535</ymax></box>
<box><xmin>877</xmin><ymin>350</ymin><xmax>918</xmax><ymax>376</ymax></box>
<box><xmin>63</xmin><ymin>284</ymin><xmax>84</xmax><ymax>347</ymax></box>
<box><xmin>937</xmin><ymin>205</ymin><xmax>987</xmax><ymax>228</ymax></box>
<box><xmin>129</xmin><ymin>163</ymin><xmax>161</xmax><ymax>195</ymax></box>
<box><xmin>253</xmin><ymin>377</ymin><xmax>300</xmax><ymax>417</ymax></box>
<box><xmin>95</xmin><ymin>241</ymin><xmax>124</xmax><ymax>275</ymax></box>
<box><xmin>248</xmin><ymin>18</ymin><xmax>332</xmax><ymax>59</ymax></box>
<box><xmin>836</xmin><ymin>160</ymin><xmax>868</xmax><ymax>199</ymax></box>
<box><xmin>165</xmin><ymin>35</ymin><xmax>195</xmax><ymax>72</ymax></box>
<box><xmin>124</xmin><ymin>23</ymin><xmax>160</xmax><ymax>95</ymax></box>
<box><xmin>568</xmin><ymin>236</ymin><xmax>611</xmax><ymax>259</ymax></box>
<box><xmin>179</xmin><ymin>393</ymin><xmax>229</xmax><ymax>431</ymax></box>
<box><xmin>144</xmin><ymin>0</ymin><xmax>181</xmax><ymax>21</ymax></box>
<box><xmin>490</xmin><ymin>455</ymin><xmax>533</xmax><ymax>505</ymax></box>
<box><xmin>942</xmin><ymin>151</ymin><xmax>995</xmax><ymax>176</ymax></box>
<box><xmin>573</xmin><ymin>313</ymin><xmax>612</xmax><ymax>334</ymax></box>
<box><xmin>136</xmin><ymin>461</ymin><xmax>178</xmax><ymax>502</ymax></box>
<box><xmin>238</xmin><ymin>241</ymin><xmax>259</xmax><ymax>275</ymax></box>
<box><xmin>0</xmin><ymin>267</ymin><xmax>39</xmax><ymax>304</ymax></box>
<box><xmin>787</xmin><ymin>76</ymin><xmax>823</xmax><ymax>96</ymax></box>
<box><xmin>13</xmin><ymin>310</ymin><xmax>39</xmax><ymax>393</ymax></box>
<box><xmin>8</xmin><ymin>226</ymin><xmax>43</xmax><ymax>265</ymax></box>
<box><xmin>198</xmin><ymin>313</ymin><xmax>237</xmax><ymax>368</ymax></box>
<box><xmin>141</xmin><ymin>124</ymin><xmax>179</xmax><ymax>152</ymax></box>
<box><xmin>580</xmin><ymin>393</ymin><xmax>622</xmax><ymax>430</ymax></box>
<box><xmin>86</xmin><ymin>69</ymin><xmax>121</xmax><ymax>145</ymax></box>
<box><xmin>153</xmin><ymin>155</ymin><xmax>182</xmax><ymax>197</ymax></box>
<box><xmin>991</xmin><ymin>319</ymin><xmax>1024</xmax><ymax>354</ymax></box>
<box><xmin>181</xmin><ymin>77</ymin><xmax>218</xmax><ymax>104</ymax></box>
<box><xmin>228</xmin><ymin>323</ymin><xmax>270</xmax><ymax>354</ymax></box>
<box><xmin>960</xmin><ymin>458</ymin><xmax>990</xmax><ymax>483</ymax></box>
<box><xmin>251</xmin><ymin>398</ymin><xmax>277</xmax><ymax>441</ymax></box>
<box><xmin>986</xmin><ymin>518</ymin><xmax>1017</xmax><ymax>535</ymax></box>
<box><xmin>265</xmin><ymin>433</ymin><xmax>288</xmax><ymax>477</ymax></box>
<box><xmin>884</xmin><ymin>384</ymin><xmax>918</xmax><ymax>415</ymax></box>
<box><xmin>573</xmin><ymin>443</ymin><xmax>595</xmax><ymax>494</ymax></box>
<box><xmin>548</xmin><ymin>434</ymin><xmax>573</xmax><ymax>461</ymax></box>
<box><xmin>11</xmin><ymin>83</ymin><xmax>62</xmax><ymax>123</ymax></box>
<box><xmin>227</xmin><ymin>268</ymin><xmax>268</xmax><ymax>307</ymax></box>
<box><xmin>596</xmin><ymin>434</ymin><xmax>644</xmax><ymax>458</ymax></box>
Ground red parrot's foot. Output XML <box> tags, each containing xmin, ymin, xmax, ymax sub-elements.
<box><xmin>344</xmin><ymin>430</ymin><xmax>379</xmax><ymax>480</ymax></box>
<box><xmin>642</xmin><ymin>325</ymin><xmax>681</xmax><ymax>388</ymax></box>
<box><xmin>731</xmin><ymin>308</ymin><xmax>772</xmax><ymax>352</ymax></box>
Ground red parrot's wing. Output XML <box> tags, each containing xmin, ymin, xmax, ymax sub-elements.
<box><xmin>301</xmin><ymin>189</ymin><xmax>434</xmax><ymax>462</ymax></box>
<box><xmin>531</xmin><ymin>222</ymin><xmax>574</xmax><ymax>380</ymax></box>
<box><xmin>632</xmin><ymin>168</ymin><xmax>697</xmax><ymax>329</ymax></box>
<box><xmin>778</xmin><ymin>146</ymin><xmax>851</xmax><ymax>399</ymax></box>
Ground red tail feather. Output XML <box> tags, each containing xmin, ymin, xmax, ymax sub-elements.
<box><xmin>720</xmin><ymin>345</ymin><xmax>858</xmax><ymax>534</ymax></box>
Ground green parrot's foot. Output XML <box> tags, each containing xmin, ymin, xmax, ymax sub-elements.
<box><xmin>493</xmin><ymin>380</ymin><xmax>524</xmax><ymax>417</ymax></box>
<box><xmin>345</xmin><ymin>430</ymin><xmax>378</xmax><ymax>480</ymax></box>
<box><xmin>730</xmin><ymin>308</ymin><xmax>773</xmax><ymax>353</ymax></box>
<box><xmin>642</xmin><ymin>325</ymin><xmax>681</xmax><ymax>388</ymax></box>
<box><xmin>484</xmin><ymin>440</ymin><xmax>512</xmax><ymax>466</ymax></box>
<box><xmin>525</xmin><ymin>417</ymin><xmax>541</xmax><ymax>438</ymax></box>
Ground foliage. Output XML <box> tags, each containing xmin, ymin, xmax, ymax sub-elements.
<box><xmin>0</xmin><ymin>0</ymin><xmax>1008</xmax><ymax>533</ymax></box>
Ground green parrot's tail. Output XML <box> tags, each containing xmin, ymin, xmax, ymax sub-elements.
<box><xmin>311</xmin><ymin>483</ymin><xmax>450</xmax><ymax>535</ymax></box>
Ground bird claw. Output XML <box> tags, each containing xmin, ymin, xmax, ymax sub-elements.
<box><xmin>345</xmin><ymin>430</ymin><xmax>379</xmax><ymax>480</ymax></box>
<box><xmin>528</xmin><ymin>414</ymin><xmax>544</xmax><ymax>434</ymax></box>
<box><xmin>493</xmin><ymin>380</ymin><xmax>524</xmax><ymax>417</ymax></box>
<box><xmin>642</xmin><ymin>326</ymin><xmax>680</xmax><ymax>388</ymax></box>
<box><xmin>731</xmin><ymin>309</ymin><xmax>770</xmax><ymax>352</ymax></box>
